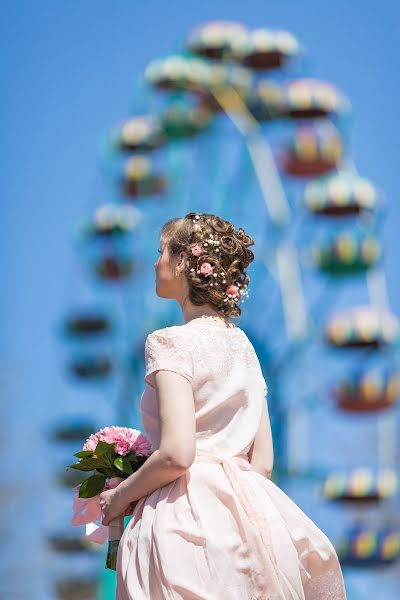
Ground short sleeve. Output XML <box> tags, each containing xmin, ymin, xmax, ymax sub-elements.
<box><xmin>144</xmin><ymin>329</ymin><xmax>193</xmax><ymax>388</ymax></box>
<box><xmin>262</xmin><ymin>375</ymin><xmax>268</xmax><ymax>398</ymax></box>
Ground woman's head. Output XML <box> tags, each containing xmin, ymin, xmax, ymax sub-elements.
<box><xmin>154</xmin><ymin>212</ymin><xmax>254</xmax><ymax>318</ymax></box>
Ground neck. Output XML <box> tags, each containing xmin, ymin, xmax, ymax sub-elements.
<box><xmin>180</xmin><ymin>302</ymin><xmax>231</xmax><ymax>326</ymax></box>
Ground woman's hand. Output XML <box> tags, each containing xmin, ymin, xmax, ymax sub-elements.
<box><xmin>99</xmin><ymin>487</ymin><xmax>130</xmax><ymax>526</ymax></box>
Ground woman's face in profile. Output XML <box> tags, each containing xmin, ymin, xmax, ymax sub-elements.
<box><xmin>154</xmin><ymin>241</ymin><xmax>179</xmax><ymax>298</ymax></box>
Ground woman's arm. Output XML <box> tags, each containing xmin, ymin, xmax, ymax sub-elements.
<box><xmin>115</xmin><ymin>369</ymin><xmax>196</xmax><ymax>506</ymax></box>
<box><xmin>248</xmin><ymin>399</ymin><xmax>274</xmax><ymax>479</ymax></box>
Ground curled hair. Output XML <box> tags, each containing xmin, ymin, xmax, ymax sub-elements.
<box><xmin>160</xmin><ymin>212</ymin><xmax>255</xmax><ymax>318</ymax></box>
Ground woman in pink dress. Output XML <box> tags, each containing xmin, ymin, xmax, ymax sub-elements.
<box><xmin>102</xmin><ymin>212</ymin><xmax>347</xmax><ymax>599</ymax></box>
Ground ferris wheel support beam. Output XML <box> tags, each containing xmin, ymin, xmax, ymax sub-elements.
<box><xmin>341</xmin><ymin>159</ymin><xmax>396</xmax><ymax>468</ymax></box>
<box><xmin>275</xmin><ymin>240</ymin><xmax>309</xmax><ymax>341</ymax></box>
<box><xmin>211</xmin><ymin>87</ymin><xmax>290</xmax><ymax>226</ymax></box>
<box><xmin>366</xmin><ymin>266</ymin><xmax>390</xmax><ymax>311</ymax></box>
<box><xmin>366</xmin><ymin>266</ymin><xmax>397</xmax><ymax>471</ymax></box>
<box><xmin>211</xmin><ymin>86</ymin><xmax>308</xmax><ymax>342</ymax></box>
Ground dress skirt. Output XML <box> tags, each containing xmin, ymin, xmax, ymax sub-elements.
<box><xmin>116</xmin><ymin>449</ymin><xmax>347</xmax><ymax>600</ymax></box>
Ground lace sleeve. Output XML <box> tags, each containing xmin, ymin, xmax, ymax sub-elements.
<box><xmin>144</xmin><ymin>329</ymin><xmax>193</xmax><ymax>388</ymax></box>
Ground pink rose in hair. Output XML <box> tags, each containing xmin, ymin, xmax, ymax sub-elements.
<box><xmin>226</xmin><ymin>285</ymin><xmax>239</xmax><ymax>298</ymax></box>
<box><xmin>200</xmin><ymin>262</ymin><xmax>213</xmax><ymax>275</ymax></box>
<box><xmin>191</xmin><ymin>244</ymin><xmax>202</xmax><ymax>256</ymax></box>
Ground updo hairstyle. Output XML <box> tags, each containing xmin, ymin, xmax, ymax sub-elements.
<box><xmin>160</xmin><ymin>212</ymin><xmax>255</xmax><ymax>318</ymax></box>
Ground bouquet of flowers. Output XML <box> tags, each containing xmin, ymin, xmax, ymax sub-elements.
<box><xmin>69</xmin><ymin>426</ymin><xmax>152</xmax><ymax>570</ymax></box>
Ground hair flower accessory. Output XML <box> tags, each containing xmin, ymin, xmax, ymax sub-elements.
<box><xmin>239</xmin><ymin>284</ymin><xmax>250</xmax><ymax>300</ymax></box>
<box><xmin>224</xmin><ymin>282</ymin><xmax>249</xmax><ymax>304</ymax></box>
<box><xmin>226</xmin><ymin>285</ymin><xmax>239</xmax><ymax>298</ymax></box>
<box><xmin>200</xmin><ymin>262</ymin><xmax>213</xmax><ymax>275</ymax></box>
<box><xmin>191</xmin><ymin>244</ymin><xmax>202</xmax><ymax>256</ymax></box>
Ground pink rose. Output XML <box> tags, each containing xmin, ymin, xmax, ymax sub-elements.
<box><xmin>200</xmin><ymin>262</ymin><xmax>213</xmax><ymax>275</ymax></box>
<box><xmin>191</xmin><ymin>244</ymin><xmax>202</xmax><ymax>256</ymax></box>
<box><xmin>226</xmin><ymin>285</ymin><xmax>239</xmax><ymax>298</ymax></box>
<box><xmin>82</xmin><ymin>426</ymin><xmax>152</xmax><ymax>457</ymax></box>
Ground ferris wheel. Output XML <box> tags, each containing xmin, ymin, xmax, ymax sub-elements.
<box><xmin>45</xmin><ymin>20</ymin><xmax>400</xmax><ymax>599</ymax></box>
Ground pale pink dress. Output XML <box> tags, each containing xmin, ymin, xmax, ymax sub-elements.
<box><xmin>116</xmin><ymin>322</ymin><xmax>347</xmax><ymax>600</ymax></box>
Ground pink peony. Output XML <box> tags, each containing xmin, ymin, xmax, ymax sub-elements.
<box><xmin>83</xmin><ymin>426</ymin><xmax>152</xmax><ymax>457</ymax></box>
<box><xmin>191</xmin><ymin>244</ymin><xmax>202</xmax><ymax>256</ymax></box>
<box><xmin>200</xmin><ymin>262</ymin><xmax>213</xmax><ymax>275</ymax></box>
<box><xmin>226</xmin><ymin>285</ymin><xmax>239</xmax><ymax>298</ymax></box>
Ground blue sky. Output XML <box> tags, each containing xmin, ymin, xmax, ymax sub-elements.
<box><xmin>2</xmin><ymin>0</ymin><xmax>400</xmax><ymax>369</ymax></box>
<box><xmin>1</xmin><ymin>1</ymin><xmax>400</xmax><ymax>597</ymax></box>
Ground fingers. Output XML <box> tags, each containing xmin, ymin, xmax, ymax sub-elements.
<box><xmin>101</xmin><ymin>511</ymin><xmax>110</xmax><ymax>526</ymax></box>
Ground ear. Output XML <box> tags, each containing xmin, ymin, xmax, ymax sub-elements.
<box><xmin>176</xmin><ymin>250</ymin><xmax>188</xmax><ymax>274</ymax></box>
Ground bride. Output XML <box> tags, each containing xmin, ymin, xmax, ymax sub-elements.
<box><xmin>100</xmin><ymin>211</ymin><xmax>347</xmax><ymax>599</ymax></box>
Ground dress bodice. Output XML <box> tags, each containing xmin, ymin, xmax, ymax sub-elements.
<box><xmin>140</xmin><ymin>322</ymin><xmax>268</xmax><ymax>457</ymax></box>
